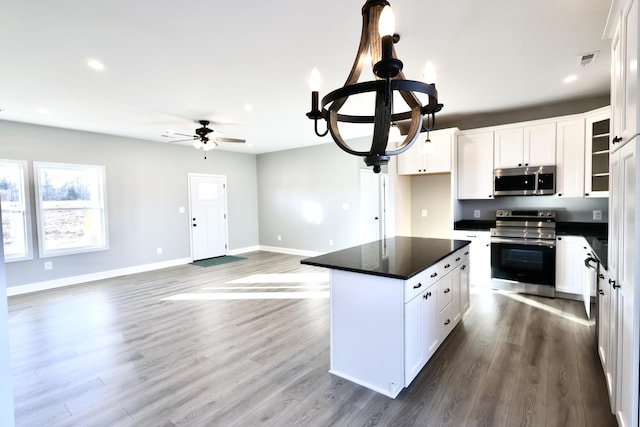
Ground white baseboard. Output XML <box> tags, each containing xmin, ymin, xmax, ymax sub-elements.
<box><xmin>7</xmin><ymin>246</ymin><xmax>325</xmax><ymax>297</ymax></box>
<box><xmin>7</xmin><ymin>258</ymin><xmax>192</xmax><ymax>296</ymax></box>
<box><xmin>258</xmin><ymin>245</ymin><xmax>323</xmax><ymax>257</ymax></box>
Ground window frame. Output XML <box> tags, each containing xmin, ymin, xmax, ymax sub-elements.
<box><xmin>34</xmin><ymin>161</ymin><xmax>109</xmax><ymax>258</ymax></box>
<box><xmin>0</xmin><ymin>159</ymin><xmax>33</xmax><ymax>262</ymax></box>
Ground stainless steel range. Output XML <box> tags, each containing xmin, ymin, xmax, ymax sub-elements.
<box><xmin>490</xmin><ymin>209</ymin><xmax>557</xmax><ymax>297</ymax></box>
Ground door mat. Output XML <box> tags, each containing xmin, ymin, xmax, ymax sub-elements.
<box><xmin>190</xmin><ymin>256</ymin><xmax>246</xmax><ymax>267</ymax></box>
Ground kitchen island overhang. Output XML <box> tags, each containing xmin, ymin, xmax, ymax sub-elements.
<box><xmin>301</xmin><ymin>236</ymin><xmax>472</xmax><ymax>398</ymax></box>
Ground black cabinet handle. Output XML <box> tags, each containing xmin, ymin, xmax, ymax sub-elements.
<box><xmin>518</xmin><ymin>163</ymin><xmax>522</xmax><ymax>167</ymax></box>
<box><xmin>444</xmin><ymin>264</ymin><xmax>451</xmax><ymax>269</ymax></box>
<box><xmin>599</xmin><ymin>274</ymin><xmax>605</xmax><ymax>279</ymax></box>
<box><xmin>430</xmin><ymin>272</ymin><xmax>438</xmax><ymax>278</ymax></box>
<box><xmin>464</xmin><ymin>251</ymin><xmax>470</xmax><ymax>255</ymax></box>
<box><xmin>192</xmin><ymin>224</ymin><xmax>197</xmax><ymax>227</ymax></box>
<box><xmin>524</xmin><ymin>163</ymin><xmax>529</xmax><ymax>166</ymax></box>
<box><xmin>610</xmin><ymin>278</ymin><xmax>620</xmax><ymax>289</ymax></box>
<box><xmin>444</xmin><ymin>319</ymin><xmax>451</xmax><ymax>326</ymax></box>
<box><xmin>423</xmin><ymin>291</ymin><xmax>432</xmax><ymax>300</ymax></box>
<box><xmin>455</xmin><ymin>257</ymin><xmax>461</xmax><ymax>262</ymax></box>
<box><xmin>613</xmin><ymin>136</ymin><xmax>622</xmax><ymax>144</ymax></box>
<box><xmin>585</xmin><ymin>193</ymin><xmax>590</xmax><ymax>196</ymax></box>
<box><xmin>557</xmin><ymin>193</ymin><xmax>562</xmax><ymax>197</ymax></box>
<box><xmin>599</xmin><ymin>290</ymin><xmax>605</xmax><ymax>296</ymax></box>
<box><xmin>461</xmin><ymin>265</ymin><xmax>467</xmax><ymax>270</ymax></box>
<box><xmin>413</xmin><ymin>283</ymin><xmax>422</xmax><ymax>289</ymax></box>
<box><xmin>444</xmin><ymin>288</ymin><xmax>451</xmax><ymax>294</ymax></box>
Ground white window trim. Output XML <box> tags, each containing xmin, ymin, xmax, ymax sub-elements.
<box><xmin>34</xmin><ymin>161</ymin><xmax>109</xmax><ymax>258</ymax></box>
<box><xmin>0</xmin><ymin>159</ymin><xmax>33</xmax><ymax>262</ymax></box>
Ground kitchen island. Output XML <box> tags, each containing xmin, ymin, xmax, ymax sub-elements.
<box><xmin>301</xmin><ymin>236</ymin><xmax>471</xmax><ymax>398</ymax></box>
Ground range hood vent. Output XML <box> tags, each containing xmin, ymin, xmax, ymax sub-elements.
<box><xmin>578</xmin><ymin>51</ymin><xmax>599</xmax><ymax>67</ymax></box>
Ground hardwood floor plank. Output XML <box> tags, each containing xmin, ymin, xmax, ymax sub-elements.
<box><xmin>7</xmin><ymin>252</ymin><xmax>618</xmax><ymax>426</ymax></box>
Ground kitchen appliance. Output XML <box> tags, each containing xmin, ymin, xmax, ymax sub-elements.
<box><xmin>493</xmin><ymin>165</ymin><xmax>556</xmax><ymax>196</ymax></box>
<box><xmin>490</xmin><ymin>209</ymin><xmax>557</xmax><ymax>297</ymax></box>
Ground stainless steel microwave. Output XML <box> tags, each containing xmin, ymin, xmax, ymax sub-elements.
<box><xmin>493</xmin><ymin>165</ymin><xmax>556</xmax><ymax>196</ymax></box>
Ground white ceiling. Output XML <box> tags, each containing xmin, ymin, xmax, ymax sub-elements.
<box><xmin>0</xmin><ymin>0</ymin><xmax>613</xmax><ymax>155</ymax></box>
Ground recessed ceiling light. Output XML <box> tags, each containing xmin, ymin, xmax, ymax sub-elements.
<box><xmin>563</xmin><ymin>74</ymin><xmax>577</xmax><ymax>84</ymax></box>
<box><xmin>37</xmin><ymin>107</ymin><xmax>50</xmax><ymax>114</ymax></box>
<box><xmin>244</xmin><ymin>104</ymin><xmax>254</xmax><ymax>112</ymax></box>
<box><xmin>87</xmin><ymin>59</ymin><xmax>105</xmax><ymax>71</ymax></box>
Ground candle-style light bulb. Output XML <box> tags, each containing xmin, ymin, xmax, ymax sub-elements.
<box><xmin>310</xmin><ymin>68</ymin><xmax>321</xmax><ymax>92</ymax></box>
<box><xmin>423</xmin><ymin>61</ymin><xmax>437</xmax><ymax>84</ymax></box>
<box><xmin>378</xmin><ymin>6</ymin><xmax>395</xmax><ymax>37</ymax></box>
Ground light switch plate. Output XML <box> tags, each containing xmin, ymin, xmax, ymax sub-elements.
<box><xmin>474</xmin><ymin>210</ymin><xmax>481</xmax><ymax>218</ymax></box>
<box><xmin>593</xmin><ymin>210</ymin><xmax>602</xmax><ymax>220</ymax></box>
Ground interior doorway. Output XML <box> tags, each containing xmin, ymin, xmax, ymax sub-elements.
<box><xmin>188</xmin><ymin>174</ymin><xmax>228</xmax><ymax>261</ymax></box>
<box><xmin>360</xmin><ymin>169</ymin><xmax>388</xmax><ymax>243</ymax></box>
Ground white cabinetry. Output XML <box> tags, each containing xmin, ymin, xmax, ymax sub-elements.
<box><xmin>555</xmin><ymin>118</ymin><xmax>585</xmax><ymax>198</ymax></box>
<box><xmin>608</xmin><ymin>137</ymin><xmax>639</xmax><ymax>427</ymax></box>
<box><xmin>555</xmin><ymin>236</ymin><xmax>585</xmax><ymax>295</ymax></box>
<box><xmin>397</xmin><ymin>129</ymin><xmax>456</xmax><ymax>175</ymax></box>
<box><xmin>597</xmin><ymin>267</ymin><xmax>617</xmax><ymax>408</ymax></box>
<box><xmin>494</xmin><ymin>123</ymin><xmax>556</xmax><ymax>168</ymax></box>
<box><xmin>457</xmin><ymin>130</ymin><xmax>494</xmax><ymax>199</ymax></box>
<box><xmin>452</xmin><ymin>230</ymin><xmax>490</xmax><ymax>287</ymax></box>
<box><xmin>585</xmin><ymin>109</ymin><xmax>611</xmax><ymax>197</ymax></box>
<box><xmin>330</xmin><ymin>245</ymin><xmax>471</xmax><ymax>398</ymax></box>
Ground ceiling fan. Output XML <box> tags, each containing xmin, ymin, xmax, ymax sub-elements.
<box><xmin>163</xmin><ymin>120</ymin><xmax>246</xmax><ymax>157</ymax></box>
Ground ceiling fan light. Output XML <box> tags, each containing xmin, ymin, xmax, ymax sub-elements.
<box><xmin>203</xmin><ymin>142</ymin><xmax>216</xmax><ymax>151</ymax></box>
<box><xmin>193</xmin><ymin>140</ymin><xmax>203</xmax><ymax>149</ymax></box>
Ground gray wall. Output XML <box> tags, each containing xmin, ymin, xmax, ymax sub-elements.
<box><xmin>0</xmin><ymin>211</ymin><xmax>15</xmax><ymax>426</ymax></box>
<box><xmin>0</xmin><ymin>120</ymin><xmax>259</xmax><ymax>287</ymax></box>
<box><xmin>411</xmin><ymin>173</ymin><xmax>453</xmax><ymax>238</ymax></box>
<box><xmin>256</xmin><ymin>143</ymin><xmax>366</xmax><ymax>253</ymax></box>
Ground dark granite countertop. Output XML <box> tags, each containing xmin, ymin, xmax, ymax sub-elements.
<box><xmin>300</xmin><ymin>236</ymin><xmax>471</xmax><ymax>280</ymax></box>
<box><xmin>454</xmin><ymin>220</ymin><xmax>495</xmax><ymax>231</ymax></box>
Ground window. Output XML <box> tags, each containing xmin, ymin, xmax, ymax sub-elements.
<box><xmin>0</xmin><ymin>160</ymin><xmax>32</xmax><ymax>262</ymax></box>
<box><xmin>34</xmin><ymin>162</ymin><xmax>108</xmax><ymax>257</ymax></box>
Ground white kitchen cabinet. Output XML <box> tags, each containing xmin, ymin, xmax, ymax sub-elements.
<box><xmin>456</xmin><ymin>130</ymin><xmax>494</xmax><ymax>199</ymax></box>
<box><xmin>555</xmin><ymin>235</ymin><xmax>585</xmax><ymax>295</ymax></box>
<box><xmin>494</xmin><ymin>123</ymin><xmax>556</xmax><ymax>168</ymax></box>
<box><xmin>585</xmin><ymin>108</ymin><xmax>611</xmax><ymax>197</ymax></box>
<box><xmin>454</xmin><ymin>256</ymin><xmax>470</xmax><ymax>318</ymax></box>
<box><xmin>555</xmin><ymin>118</ymin><xmax>586</xmax><ymax>198</ymax></box>
<box><xmin>452</xmin><ymin>230</ymin><xmax>491</xmax><ymax>287</ymax></box>
<box><xmin>397</xmin><ymin>129</ymin><xmax>456</xmax><ymax>175</ymax></box>
<box><xmin>404</xmin><ymin>282</ymin><xmax>438</xmax><ymax>385</ymax></box>
<box><xmin>597</xmin><ymin>267</ymin><xmax>617</xmax><ymax>409</ymax></box>
<box><xmin>609</xmin><ymin>137</ymin><xmax>639</xmax><ymax>427</ymax></box>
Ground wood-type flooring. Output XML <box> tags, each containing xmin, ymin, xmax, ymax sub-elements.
<box><xmin>7</xmin><ymin>251</ymin><xmax>618</xmax><ymax>426</ymax></box>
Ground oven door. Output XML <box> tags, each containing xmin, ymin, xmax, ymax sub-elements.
<box><xmin>490</xmin><ymin>237</ymin><xmax>556</xmax><ymax>287</ymax></box>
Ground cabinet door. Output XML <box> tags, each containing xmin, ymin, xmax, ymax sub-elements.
<box><xmin>555</xmin><ymin>236</ymin><xmax>584</xmax><ymax>295</ymax></box>
<box><xmin>494</xmin><ymin>127</ymin><xmax>524</xmax><ymax>168</ymax></box>
<box><xmin>404</xmin><ymin>286</ymin><xmax>438</xmax><ymax>385</ymax></box>
<box><xmin>597</xmin><ymin>268</ymin><xmax>617</xmax><ymax>406</ymax></box>
<box><xmin>524</xmin><ymin>123</ymin><xmax>556</xmax><ymax>166</ymax></box>
<box><xmin>585</xmin><ymin>111</ymin><xmax>611</xmax><ymax>197</ymax></box>
<box><xmin>424</xmin><ymin>132</ymin><xmax>452</xmax><ymax>174</ymax></box>
<box><xmin>459</xmin><ymin>261</ymin><xmax>470</xmax><ymax>315</ymax></box>
<box><xmin>611</xmin><ymin>19</ymin><xmax>625</xmax><ymax>152</ymax></box>
<box><xmin>556</xmin><ymin>119</ymin><xmax>585</xmax><ymax>198</ymax></box>
<box><xmin>397</xmin><ymin>137</ymin><xmax>423</xmax><ymax>175</ymax></box>
<box><xmin>623</xmin><ymin>0</ymin><xmax>638</xmax><ymax>142</ymax></box>
<box><xmin>457</xmin><ymin>131</ymin><xmax>494</xmax><ymax>199</ymax></box>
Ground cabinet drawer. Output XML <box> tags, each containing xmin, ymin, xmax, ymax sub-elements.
<box><xmin>438</xmin><ymin>301</ymin><xmax>454</xmax><ymax>341</ymax></box>
<box><xmin>405</xmin><ymin>264</ymin><xmax>441</xmax><ymax>302</ymax></box>
<box><xmin>437</xmin><ymin>274</ymin><xmax>453</xmax><ymax>312</ymax></box>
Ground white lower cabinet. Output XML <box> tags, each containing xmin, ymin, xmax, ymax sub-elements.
<box><xmin>404</xmin><ymin>282</ymin><xmax>438</xmax><ymax>384</ymax></box>
<box><xmin>452</xmin><ymin>230</ymin><xmax>491</xmax><ymax>286</ymax></box>
<box><xmin>555</xmin><ymin>236</ymin><xmax>585</xmax><ymax>295</ymax></box>
<box><xmin>597</xmin><ymin>267</ymin><xmax>617</xmax><ymax>409</ymax></box>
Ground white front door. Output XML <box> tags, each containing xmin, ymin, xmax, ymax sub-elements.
<box><xmin>189</xmin><ymin>174</ymin><xmax>228</xmax><ymax>261</ymax></box>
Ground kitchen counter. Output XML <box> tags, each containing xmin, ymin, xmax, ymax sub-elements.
<box><xmin>301</xmin><ymin>236</ymin><xmax>471</xmax><ymax>398</ymax></box>
<box><xmin>301</xmin><ymin>236</ymin><xmax>471</xmax><ymax>280</ymax></box>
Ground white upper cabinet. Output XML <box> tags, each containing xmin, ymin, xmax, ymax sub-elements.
<box><xmin>397</xmin><ymin>129</ymin><xmax>456</xmax><ymax>175</ymax></box>
<box><xmin>456</xmin><ymin>130</ymin><xmax>494</xmax><ymax>199</ymax></box>
<box><xmin>555</xmin><ymin>118</ymin><xmax>585</xmax><ymax>198</ymax></box>
<box><xmin>494</xmin><ymin>123</ymin><xmax>556</xmax><ymax>168</ymax></box>
<box><xmin>584</xmin><ymin>108</ymin><xmax>611</xmax><ymax>197</ymax></box>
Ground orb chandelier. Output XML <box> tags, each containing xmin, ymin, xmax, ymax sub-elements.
<box><xmin>306</xmin><ymin>0</ymin><xmax>443</xmax><ymax>173</ymax></box>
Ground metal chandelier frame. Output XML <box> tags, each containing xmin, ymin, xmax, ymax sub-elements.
<box><xmin>306</xmin><ymin>0</ymin><xmax>443</xmax><ymax>173</ymax></box>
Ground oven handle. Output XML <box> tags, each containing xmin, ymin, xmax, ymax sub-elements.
<box><xmin>490</xmin><ymin>237</ymin><xmax>556</xmax><ymax>248</ymax></box>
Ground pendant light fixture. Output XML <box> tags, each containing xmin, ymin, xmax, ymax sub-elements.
<box><xmin>306</xmin><ymin>0</ymin><xmax>443</xmax><ymax>173</ymax></box>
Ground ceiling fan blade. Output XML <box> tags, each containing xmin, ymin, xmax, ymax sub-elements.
<box><xmin>172</xmin><ymin>132</ymin><xmax>197</xmax><ymax>138</ymax></box>
<box><xmin>164</xmin><ymin>137</ymin><xmax>197</xmax><ymax>143</ymax></box>
<box><xmin>214</xmin><ymin>137</ymin><xmax>246</xmax><ymax>143</ymax></box>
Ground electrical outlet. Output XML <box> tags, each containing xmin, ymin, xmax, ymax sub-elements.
<box><xmin>593</xmin><ymin>210</ymin><xmax>602</xmax><ymax>220</ymax></box>
<box><xmin>474</xmin><ymin>210</ymin><xmax>481</xmax><ymax>218</ymax></box>
<box><xmin>178</xmin><ymin>206</ymin><xmax>185</xmax><ymax>214</ymax></box>
<box><xmin>156</xmin><ymin>247</ymin><xmax>163</xmax><ymax>255</ymax></box>
<box><xmin>421</xmin><ymin>209</ymin><xmax>427</xmax><ymax>217</ymax></box>
<box><xmin>329</xmin><ymin>239</ymin><xmax>334</xmax><ymax>246</ymax></box>
<box><xmin>44</xmin><ymin>261</ymin><xmax>53</xmax><ymax>270</ymax></box>
<box><xmin>277</xmin><ymin>235</ymin><xmax>282</xmax><ymax>241</ymax></box>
